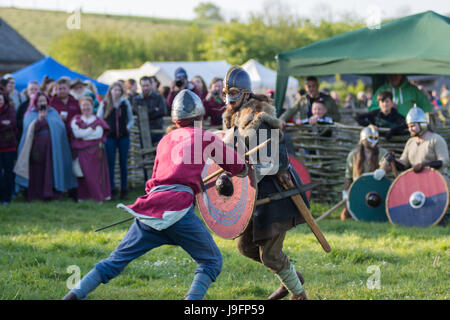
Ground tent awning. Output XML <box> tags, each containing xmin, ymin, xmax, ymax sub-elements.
<box><xmin>12</xmin><ymin>56</ymin><xmax>109</xmax><ymax>95</ymax></box>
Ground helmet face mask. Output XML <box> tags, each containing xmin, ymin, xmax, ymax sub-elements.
<box><xmin>360</xmin><ymin>125</ymin><xmax>379</xmax><ymax>148</ymax></box>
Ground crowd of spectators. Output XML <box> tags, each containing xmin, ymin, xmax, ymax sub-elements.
<box><xmin>0</xmin><ymin>69</ymin><xmax>447</xmax><ymax>206</ymax></box>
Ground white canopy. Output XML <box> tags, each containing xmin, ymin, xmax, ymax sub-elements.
<box><xmin>97</xmin><ymin>60</ymin><xmax>232</xmax><ymax>88</ymax></box>
<box><xmin>97</xmin><ymin>59</ymin><xmax>299</xmax><ymax>107</ymax></box>
<box><xmin>241</xmin><ymin>59</ymin><xmax>299</xmax><ymax>107</ymax></box>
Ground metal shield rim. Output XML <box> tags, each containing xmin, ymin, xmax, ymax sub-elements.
<box><xmin>385</xmin><ymin>168</ymin><xmax>449</xmax><ymax>226</ymax></box>
<box><xmin>347</xmin><ymin>172</ymin><xmax>390</xmax><ymax>222</ymax></box>
<box><xmin>196</xmin><ymin>164</ymin><xmax>257</xmax><ymax>240</ymax></box>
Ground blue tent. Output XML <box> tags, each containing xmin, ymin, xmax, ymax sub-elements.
<box><xmin>12</xmin><ymin>56</ymin><xmax>109</xmax><ymax>95</ymax></box>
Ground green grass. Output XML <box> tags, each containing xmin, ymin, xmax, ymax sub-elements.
<box><xmin>0</xmin><ymin>188</ymin><xmax>448</xmax><ymax>300</ymax></box>
<box><xmin>0</xmin><ymin>7</ymin><xmax>215</xmax><ymax>54</ymax></box>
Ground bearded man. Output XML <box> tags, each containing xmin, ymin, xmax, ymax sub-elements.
<box><xmin>221</xmin><ymin>66</ymin><xmax>309</xmax><ymax>300</ymax></box>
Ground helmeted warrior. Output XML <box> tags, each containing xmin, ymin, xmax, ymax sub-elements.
<box><xmin>221</xmin><ymin>66</ymin><xmax>309</xmax><ymax>300</ymax></box>
<box><xmin>341</xmin><ymin>125</ymin><xmax>389</xmax><ymax>220</ymax></box>
<box><xmin>379</xmin><ymin>105</ymin><xmax>449</xmax><ymax>176</ymax></box>
<box><xmin>62</xmin><ymin>89</ymin><xmax>247</xmax><ymax>300</ymax></box>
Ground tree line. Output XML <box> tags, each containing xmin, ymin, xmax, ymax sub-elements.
<box><xmin>49</xmin><ymin>10</ymin><xmax>364</xmax><ymax>79</ymax></box>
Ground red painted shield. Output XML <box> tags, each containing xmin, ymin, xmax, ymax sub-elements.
<box><xmin>196</xmin><ymin>159</ymin><xmax>257</xmax><ymax>239</ymax></box>
<box><xmin>386</xmin><ymin>168</ymin><xmax>449</xmax><ymax>227</ymax></box>
<box><xmin>289</xmin><ymin>155</ymin><xmax>311</xmax><ymax>200</ymax></box>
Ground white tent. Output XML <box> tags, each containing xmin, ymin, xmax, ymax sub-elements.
<box><xmin>97</xmin><ymin>60</ymin><xmax>232</xmax><ymax>88</ymax></box>
<box><xmin>97</xmin><ymin>59</ymin><xmax>299</xmax><ymax>107</ymax></box>
<box><xmin>242</xmin><ymin>59</ymin><xmax>299</xmax><ymax>107</ymax></box>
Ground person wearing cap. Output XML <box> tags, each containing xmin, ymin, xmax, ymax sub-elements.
<box><xmin>62</xmin><ymin>89</ymin><xmax>247</xmax><ymax>300</ymax></box>
<box><xmin>378</xmin><ymin>105</ymin><xmax>449</xmax><ymax>177</ymax></box>
<box><xmin>222</xmin><ymin>65</ymin><xmax>309</xmax><ymax>300</ymax></box>
<box><xmin>165</xmin><ymin>67</ymin><xmax>195</xmax><ymax>113</ymax></box>
<box><xmin>341</xmin><ymin>125</ymin><xmax>389</xmax><ymax>220</ymax></box>
<box><xmin>70</xmin><ymin>78</ymin><xmax>100</xmax><ymax>112</ymax></box>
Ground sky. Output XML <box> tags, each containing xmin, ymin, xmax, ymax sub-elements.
<box><xmin>0</xmin><ymin>0</ymin><xmax>449</xmax><ymax>21</ymax></box>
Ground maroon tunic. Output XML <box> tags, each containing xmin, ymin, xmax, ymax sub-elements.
<box><xmin>203</xmin><ymin>96</ymin><xmax>225</xmax><ymax>126</ymax></box>
<box><xmin>127</xmin><ymin>127</ymin><xmax>244</xmax><ymax>218</ymax></box>
<box><xmin>71</xmin><ymin>115</ymin><xmax>111</xmax><ymax>202</ymax></box>
<box><xmin>27</xmin><ymin>119</ymin><xmax>62</xmax><ymax>201</ymax></box>
<box><xmin>49</xmin><ymin>95</ymin><xmax>80</xmax><ymax>139</ymax></box>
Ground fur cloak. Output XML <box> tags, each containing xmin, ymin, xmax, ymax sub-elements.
<box><xmin>222</xmin><ymin>98</ymin><xmax>307</xmax><ymax>243</ymax></box>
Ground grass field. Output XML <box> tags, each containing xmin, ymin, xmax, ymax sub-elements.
<box><xmin>0</xmin><ymin>188</ymin><xmax>448</xmax><ymax>300</ymax></box>
<box><xmin>1</xmin><ymin>7</ymin><xmax>214</xmax><ymax>54</ymax></box>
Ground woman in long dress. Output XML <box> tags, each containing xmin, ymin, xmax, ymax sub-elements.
<box><xmin>15</xmin><ymin>91</ymin><xmax>76</xmax><ymax>201</ymax></box>
<box><xmin>71</xmin><ymin>97</ymin><xmax>111</xmax><ymax>202</ymax></box>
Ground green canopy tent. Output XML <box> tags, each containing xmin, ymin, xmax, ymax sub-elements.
<box><xmin>274</xmin><ymin>11</ymin><xmax>450</xmax><ymax>114</ymax></box>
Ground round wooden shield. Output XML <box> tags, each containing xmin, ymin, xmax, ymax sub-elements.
<box><xmin>289</xmin><ymin>155</ymin><xmax>311</xmax><ymax>200</ymax></box>
<box><xmin>347</xmin><ymin>173</ymin><xmax>391</xmax><ymax>222</ymax></box>
<box><xmin>386</xmin><ymin>168</ymin><xmax>449</xmax><ymax>227</ymax></box>
<box><xmin>196</xmin><ymin>159</ymin><xmax>257</xmax><ymax>239</ymax></box>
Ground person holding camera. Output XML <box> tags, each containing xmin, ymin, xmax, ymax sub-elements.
<box><xmin>166</xmin><ymin>67</ymin><xmax>195</xmax><ymax>114</ymax></box>
<box><xmin>203</xmin><ymin>77</ymin><xmax>225</xmax><ymax>126</ymax></box>
<box><xmin>15</xmin><ymin>91</ymin><xmax>76</xmax><ymax>202</ymax></box>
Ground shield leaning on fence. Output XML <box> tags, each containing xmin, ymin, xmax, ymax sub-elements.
<box><xmin>288</xmin><ymin>155</ymin><xmax>311</xmax><ymax>200</ymax></box>
<box><xmin>347</xmin><ymin>173</ymin><xmax>391</xmax><ymax>222</ymax></box>
<box><xmin>386</xmin><ymin>168</ymin><xmax>449</xmax><ymax>227</ymax></box>
<box><xmin>196</xmin><ymin>158</ymin><xmax>257</xmax><ymax>240</ymax></box>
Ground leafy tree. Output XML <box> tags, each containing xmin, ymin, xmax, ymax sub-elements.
<box><xmin>193</xmin><ymin>2</ymin><xmax>223</xmax><ymax>21</ymax></box>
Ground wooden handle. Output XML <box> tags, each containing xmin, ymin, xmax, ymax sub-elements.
<box><xmin>390</xmin><ymin>162</ymin><xmax>398</xmax><ymax>178</ymax></box>
<box><xmin>202</xmin><ymin>139</ymin><xmax>272</xmax><ymax>183</ymax></box>
<box><xmin>279</xmin><ymin>174</ymin><xmax>331</xmax><ymax>253</ymax></box>
<box><xmin>315</xmin><ymin>198</ymin><xmax>346</xmax><ymax>222</ymax></box>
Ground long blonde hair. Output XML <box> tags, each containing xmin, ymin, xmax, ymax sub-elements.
<box><xmin>103</xmin><ymin>81</ymin><xmax>125</xmax><ymax>119</ymax></box>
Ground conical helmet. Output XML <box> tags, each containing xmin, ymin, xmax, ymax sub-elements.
<box><xmin>406</xmin><ymin>105</ymin><xmax>427</xmax><ymax>125</ymax></box>
<box><xmin>171</xmin><ymin>89</ymin><xmax>205</xmax><ymax>121</ymax></box>
<box><xmin>360</xmin><ymin>124</ymin><xmax>379</xmax><ymax>144</ymax></box>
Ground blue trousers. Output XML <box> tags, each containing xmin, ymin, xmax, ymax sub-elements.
<box><xmin>94</xmin><ymin>208</ymin><xmax>222</xmax><ymax>285</ymax></box>
<box><xmin>0</xmin><ymin>151</ymin><xmax>16</xmax><ymax>203</ymax></box>
<box><xmin>105</xmin><ymin>136</ymin><xmax>130</xmax><ymax>191</ymax></box>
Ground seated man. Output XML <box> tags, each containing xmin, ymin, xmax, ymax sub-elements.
<box><xmin>356</xmin><ymin>90</ymin><xmax>407</xmax><ymax>140</ymax></box>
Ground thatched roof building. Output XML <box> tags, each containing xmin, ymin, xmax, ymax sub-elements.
<box><xmin>0</xmin><ymin>17</ymin><xmax>44</xmax><ymax>75</ymax></box>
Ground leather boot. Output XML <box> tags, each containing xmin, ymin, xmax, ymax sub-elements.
<box><xmin>267</xmin><ymin>271</ymin><xmax>305</xmax><ymax>300</ymax></box>
<box><xmin>290</xmin><ymin>290</ymin><xmax>308</xmax><ymax>300</ymax></box>
<box><xmin>62</xmin><ymin>292</ymin><xmax>79</xmax><ymax>300</ymax></box>
<box><xmin>340</xmin><ymin>207</ymin><xmax>350</xmax><ymax>221</ymax></box>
